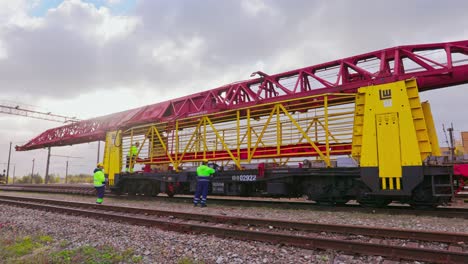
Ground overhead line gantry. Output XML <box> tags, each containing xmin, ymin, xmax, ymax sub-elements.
<box><xmin>0</xmin><ymin>104</ymin><xmax>80</xmax><ymax>123</ymax></box>
<box><xmin>0</xmin><ymin>102</ymin><xmax>80</xmax><ymax>184</ymax></box>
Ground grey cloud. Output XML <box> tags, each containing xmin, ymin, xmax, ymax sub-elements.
<box><xmin>2</xmin><ymin>0</ymin><xmax>468</xmax><ymax>176</ymax></box>
<box><xmin>1</xmin><ymin>0</ymin><xmax>468</xmax><ymax>101</ymax></box>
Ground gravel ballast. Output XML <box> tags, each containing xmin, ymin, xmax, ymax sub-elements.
<box><xmin>0</xmin><ymin>191</ymin><xmax>466</xmax><ymax>263</ymax></box>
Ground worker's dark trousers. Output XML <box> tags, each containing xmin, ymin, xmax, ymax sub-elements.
<box><xmin>125</xmin><ymin>156</ymin><xmax>136</xmax><ymax>172</ymax></box>
<box><xmin>95</xmin><ymin>186</ymin><xmax>105</xmax><ymax>204</ymax></box>
<box><xmin>193</xmin><ymin>178</ymin><xmax>209</xmax><ymax>205</ymax></box>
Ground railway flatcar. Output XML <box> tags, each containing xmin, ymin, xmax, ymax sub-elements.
<box><xmin>16</xmin><ymin>40</ymin><xmax>468</xmax><ymax>208</ymax></box>
<box><xmin>109</xmin><ymin>80</ymin><xmax>454</xmax><ymax>208</ymax></box>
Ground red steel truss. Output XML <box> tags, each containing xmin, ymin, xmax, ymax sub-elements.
<box><xmin>17</xmin><ymin>40</ymin><xmax>468</xmax><ymax>151</ymax></box>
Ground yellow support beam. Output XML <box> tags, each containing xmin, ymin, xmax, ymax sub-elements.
<box><xmin>152</xmin><ymin>126</ymin><xmax>175</xmax><ymax>165</ymax></box>
<box><xmin>278</xmin><ymin>104</ymin><xmax>329</xmax><ymax>166</ymax></box>
<box><xmin>324</xmin><ymin>95</ymin><xmax>330</xmax><ymax>162</ymax></box>
<box><xmin>205</xmin><ymin>116</ymin><xmax>241</xmax><ymax>169</ymax></box>
<box><xmin>119</xmin><ymin>92</ymin><xmax>356</xmax><ymax>169</ymax></box>
<box><xmin>276</xmin><ymin>105</ymin><xmax>281</xmax><ymax>155</ymax></box>
<box><xmin>102</xmin><ymin>130</ymin><xmax>122</xmax><ymax>185</ymax></box>
<box><xmin>247</xmin><ymin>109</ymin><xmax>251</xmax><ymax>161</ymax></box>
<box><xmin>249</xmin><ymin>105</ymin><xmax>277</xmax><ymax>161</ymax></box>
<box><xmin>175</xmin><ymin>121</ymin><xmax>179</xmax><ymax>166</ymax></box>
<box><xmin>352</xmin><ymin>80</ymin><xmax>434</xmax><ymax>190</ymax></box>
<box><xmin>237</xmin><ymin>110</ymin><xmax>241</xmax><ymax>164</ymax></box>
<box><xmin>421</xmin><ymin>102</ymin><xmax>441</xmax><ymax>156</ymax></box>
<box><xmin>177</xmin><ymin>119</ymin><xmax>204</xmax><ymax>164</ymax></box>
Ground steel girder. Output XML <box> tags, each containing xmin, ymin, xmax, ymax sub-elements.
<box><xmin>16</xmin><ymin>40</ymin><xmax>468</xmax><ymax>151</ymax></box>
<box><xmin>120</xmin><ymin>93</ymin><xmax>355</xmax><ymax>169</ymax></box>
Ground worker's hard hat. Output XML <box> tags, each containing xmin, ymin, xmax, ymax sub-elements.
<box><xmin>97</xmin><ymin>162</ymin><xmax>104</xmax><ymax>167</ymax></box>
<box><xmin>202</xmin><ymin>158</ymin><xmax>208</xmax><ymax>162</ymax></box>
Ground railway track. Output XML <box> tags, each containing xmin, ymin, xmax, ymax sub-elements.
<box><xmin>0</xmin><ymin>184</ymin><xmax>96</xmax><ymax>195</ymax></box>
<box><xmin>0</xmin><ymin>194</ymin><xmax>466</xmax><ymax>263</ymax></box>
<box><xmin>141</xmin><ymin>195</ymin><xmax>468</xmax><ymax>219</ymax></box>
<box><xmin>1</xmin><ymin>184</ymin><xmax>467</xmax><ymax>219</ymax></box>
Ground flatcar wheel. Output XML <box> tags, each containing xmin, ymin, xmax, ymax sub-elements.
<box><xmin>127</xmin><ymin>182</ymin><xmax>137</xmax><ymax>196</ymax></box>
<box><xmin>151</xmin><ymin>184</ymin><xmax>159</xmax><ymax>197</ymax></box>
<box><xmin>410</xmin><ymin>185</ymin><xmax>436</xmax><ymax>208</ymax></box>
<box><xmin>111</xmin><ymin>187</ymin><xmax>122</xmax><ymax>195</ymax></box>
<box><xmin>372</xmin><ymin>198</ymin><xmax>391</xmax><ymax>208</ymax></box>
<box><xmin>334</xmin><ymin>199</ymin><xmax>350</xmax><ymax>206</ymax></box>
<box><xmin>315</xmin><ymin>200</ymin><xmax>335</xmax><ymax>206</ymax></box>
<box><xmin>356</xmin><ymin>182</ymin><xmax>375</xmax><ymax>207</ymax></box>
<box><xmin>357</xmin><ymin>200</ymin><xmax>374</xmax><ymax>207</ymax></box>
<box><xmin>358</xmin><ymin>198</ymin><xmax>391</xmax><ymax>208</ymax></box>
<box><xmin>143</xmin><ymin>183</ymin><xmax>153</xmax><ymax>196</ymax></box>
<box><xmin>166</xmin><ymin>183</ymin><xmax>175</xmax><ymax>198</ymax></box>
<box><xmin>410</xmin><ymin>203</ymin><xmax>436</xmax><ymax>209</ymax></box>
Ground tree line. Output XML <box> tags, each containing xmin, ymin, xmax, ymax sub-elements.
<box><xmin>9</xmin><ymin>173</ymin><xmax>93</xmax><ymax>184</ymax></box>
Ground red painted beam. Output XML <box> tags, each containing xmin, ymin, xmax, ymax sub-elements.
<box><xmin>17</xmin><ymin>40</ymin><xmax>468</xmax><ymax>151</ymax></box>
<box><xmin>136</xmin><ymin>143</ymin><xmax>352</xmax><ymax>163</ymax></box>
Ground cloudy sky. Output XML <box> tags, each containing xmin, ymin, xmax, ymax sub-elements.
<box><xmin>1</xmin><ymin>0</ymin><xmax>468</xmax><ymax>179</ymax></box>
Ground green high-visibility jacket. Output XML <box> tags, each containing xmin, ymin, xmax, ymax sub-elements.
<box><xmin>93</xmin><ymin>168</ymin><xmax>105</xmax><ymax>187</ymax></box>
<box><xmin>196</xmin><ymin>164</ymin><xmax>215</xmax><ymax>177</ymax></box>
<box><xmin>129</xmin><ymin>145</ymin><xmax>138</xmax><ymax>157</ymax></box>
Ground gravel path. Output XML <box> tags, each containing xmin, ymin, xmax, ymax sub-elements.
<box><xmin>1</xmin><ymin>191</ymin><xmax>466</xmax><ymax>263</ymax></box>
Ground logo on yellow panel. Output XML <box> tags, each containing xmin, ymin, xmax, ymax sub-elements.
<box><xmin>379</xmin><ymin>89</ymin><xmax>392</xmax><ymax>100</ymax></box>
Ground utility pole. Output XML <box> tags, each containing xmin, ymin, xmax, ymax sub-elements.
<box><xmin>31</xmin><ymin>158</ymin><xmax>35</xmax><ymax>184</ymax></box>
<box><xmin>97</xmin><ymin>141</ymin><xmax>101</xmax><ymax>163</ymax></box>
<box><xmin>45</xmin><ymin>147</ymin><xmax>51</xmax><ymax>184</ymax></box>
<box><xmin>6</xmin><ymin>141</ymin><xmax>11</xmax><ymax>184</ymax></box>
<box><xmin>448</xmin><ymin>123</ymin><xmax>455</xmax><ymax>161</ymax></box>
<box><xmin>50</xmin><ymin>154</ymin><xmax>82</xmax><ymax>184</ymax></box>
<box><xmin>1</xmin><ymin>102</ymin><xmax>80</xmax><ymax>184</ymax></box>
<box><xmin>65</xmin><ymin>160</ymin><xmax>69</xmax><ymax>184</ymax></box>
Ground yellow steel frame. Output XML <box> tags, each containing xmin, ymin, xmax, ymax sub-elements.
<box><xmin>103</xmin><ymin>130</ymin><xmax>122</xmax><ymax>185</ymax></box>
<box><xmin>352</xmin><ymin>79</ymin><xmax>439</xmax><ymax>191</ymax></box>
<box><xmin>120</xmin><ymin>93</ymin><xmax>356</xmax><ymax>171</ymax></box>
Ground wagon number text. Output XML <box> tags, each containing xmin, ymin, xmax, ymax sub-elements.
<box><xmin>232</xmin><ymin>175</ymin><xmax>257</xmax><ymax>181</ymax></box>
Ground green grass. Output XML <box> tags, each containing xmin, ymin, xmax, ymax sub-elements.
<box><xmin>50</xmin><ymin>245</ymin><xmax>141</xmax><ymax>264</ymax></box>
<box><xmin>1</xmin><ymin>235</ymin><xmax>49</xmax><ymax>258</ymax></box>
<box><xmin>178</xmin><ymin>257</ymin><xmax>205</xmax><ymax>264</ymax></box>
<box><xmin>0</xmin><ymin>232</ymin><xmax>142</xmax><ymax>264</ymax></box>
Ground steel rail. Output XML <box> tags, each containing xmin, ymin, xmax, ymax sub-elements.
<box><xmin>0</xmin><ymin>194</ymin><xmax>466</xmax><ymax>244</ymax></box>
<box><xmin>0</xmin><ymin>197</ymin><xmax>466</xmax><ymax>264</ymax></box>
<box><xmin>0</xmin><ymin>185</ymin><xmax>95</xmax><ymax>195</ymax></box>
<box><xmin>0</xmin><ymin>185</ymin><xmax>467</xmax><ymax>219</ymax></box>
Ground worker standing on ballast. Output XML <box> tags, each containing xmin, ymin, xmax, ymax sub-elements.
<box><xmin>126</xmin><ymin>141</ymin><xmax>139</xmax><ymax>173</ymax></box>
<box><xmin>193</xmin><ymin>159</ymin><xmax>215</xmax><ymax>207</ymax></box>
<box><xmin>94</xmin><ymin>163</ymin><xmax>106</xmax><ymax>204</ymax></box>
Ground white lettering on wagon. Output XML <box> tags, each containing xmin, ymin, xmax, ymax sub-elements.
<box><xmin>231</xmin><ymin>175</ymin><xmax>257</xmax><ymax>181</ymax></box>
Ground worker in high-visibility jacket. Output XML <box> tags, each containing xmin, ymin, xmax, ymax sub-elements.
<box><xmin>125</xmin><ymin>141</ymin><xmax>140</xmax><ymax>173</ymax></box>
<box><xmin>193</xmin><ymin>159</ymin><xmax>215</xmax><ymax>207</ymax></box>
<box><xmin>94</xmin><ymin>163</ymin><xmax>106</xmax><ymax>204</ymax></box>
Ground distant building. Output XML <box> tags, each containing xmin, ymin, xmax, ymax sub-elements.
<box><xmin>439</xmin><ymin>131</ymin><xmax>468</xmax><ymax>160</ymax></box>
<box><xmin>462</xmin><ymin>132</ymin><xmax>468</xmax><ymax>154</ymax></box>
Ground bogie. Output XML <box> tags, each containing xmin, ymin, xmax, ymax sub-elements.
<box><xmin>110</xmin><ymin>165</ymin><xmax>454</xmax><ymax>208</ymax></box>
